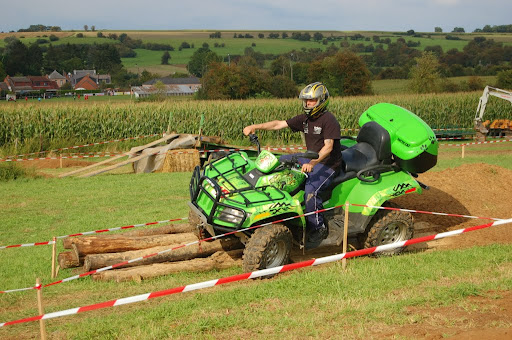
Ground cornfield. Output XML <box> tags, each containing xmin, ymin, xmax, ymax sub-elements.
<box><xmin>0</xmin><ymin>92</ymin><xmax>510</xmax><ymax>154</ymax></box>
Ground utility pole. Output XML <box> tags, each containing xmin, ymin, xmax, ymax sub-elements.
<box><xmin>290</xmin><ymin>53</ymin><xmax>293</xmax><ymax>82</ymax></box>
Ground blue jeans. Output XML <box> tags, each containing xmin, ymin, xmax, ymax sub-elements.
<box><xmin>279</xmin><ymin>154</ymin><xmax>336</xmax><ymax>231</ymax></box>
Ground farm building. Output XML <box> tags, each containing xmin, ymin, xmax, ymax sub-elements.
<box><xmin>143</xmin><ymin>76</ymin><xmax>201</xmax><ymax>90</ymax></box>
<box><xmin>3</xmin><ymin>75</ymin><xmax>59</xmax><ymax>94</ymax></box>
<box><xmin>131</xmin><ymin>84</ymin><xmax>197</xmax><ymax>98</ymax></box>
<box><xmin>132</xmin><ymin>77</ymin><xmax>201</xmax><ymax>98</ymax></box>
<box><xmin>47</xmin><ymin>70</ymin><xmax>68</xmax><ymax>88</ymax></box>
<box><xmin>68</xmin><ymin>70</ymin><xmax>111</xmax><ymax>89</ymax></box>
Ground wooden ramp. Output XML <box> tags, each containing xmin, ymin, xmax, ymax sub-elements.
<box><xmin>59</xmin><ymin>134</ymin><xmax>180</xmax><ymax>178</ymax></box>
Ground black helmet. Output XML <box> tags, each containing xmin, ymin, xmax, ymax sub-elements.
<box><xmin>299</xmin><ymin>82</ymin><xmax>329</xmax><ymax>118</ymax></box>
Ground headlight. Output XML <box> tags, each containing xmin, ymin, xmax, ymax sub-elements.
<box><xmin>217</xmin><ymin>207</ymin><xmax>245</xmax><ymax>224</ymax></box>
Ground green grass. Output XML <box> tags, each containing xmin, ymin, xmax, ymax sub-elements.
<box><xmin>0</xmin><ymin>148</ymin><xmax>511</xmax><ymax>338</ymax></box>
<box><xmin>434</xmin><ymin>142</ymin><xmax>512</xmax><ymax>171</ymax></box>
<box><xmin>371</xmin><ymin>76</ymin><xmax>498</xmax><ymax>95</ymax></box>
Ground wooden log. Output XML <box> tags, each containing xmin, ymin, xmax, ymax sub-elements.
<box><xmin>120</xmin><ymin>223</ymin><xmax>195</xmax><ymax>237</ymax></box>
<box><xmin>62</xmin><ymin>223</ymin><xmax>195</xmax><ymax>249</ymax></box>
<box><xmin>69</xmin><ymin>233</ymin><xmax>198</xmax><ymax>256</ymax></box>
<box><xmin>83</xmin><ymin>237</ymin><xmax>242</xmax><ymax>271</ymax></box>
<box><xmin>57</xmin><ymin>251</ymin><xmax>84</xmax><ymax>269</ymax></box>
<box><xmin>91</xmin><ymin>250</ymin><xmax>243</xmax><ymax>282</ymax></box>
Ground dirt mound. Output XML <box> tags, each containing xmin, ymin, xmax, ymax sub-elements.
<box><xmin>393</xmin><ymin>163</ymin><xmax>512</xmax><ymax>251</ymax></box>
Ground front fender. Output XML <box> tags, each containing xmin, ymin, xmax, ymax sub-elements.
<box><xmin>247</xmin><ymin>196</ymin><xmax>306</xmax><ymax>229</ymax></box>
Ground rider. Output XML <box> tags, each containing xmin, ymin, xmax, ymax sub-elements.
<box><xmin>243</xmin><ymin>82</ymin><xmax>342</xmax><ymax>246</ymax></box>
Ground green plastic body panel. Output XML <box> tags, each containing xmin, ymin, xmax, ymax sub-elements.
<box><xmin>323</xmin><ymin>170</ymin><xmax>421</xmax><ymax>215</ymax></box>
<box><xmin>254</xmin><ymin>149</ymin><xmax>280</xmax><ymax>173</ymax></box>
<box><xmin>359</xmin><ymin>103</ymin><xmax>438</xmax><ymax>159</ymax></box>
<box><xmin>255</xmin><ymin>168</ymin><xmax>305</xmax><ymax>193</ymax></box>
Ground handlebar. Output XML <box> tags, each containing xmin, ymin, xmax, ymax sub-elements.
<box><xmin>248</xmin><ymin>134</ymin><xmax>261</xmax><ymax>155</ymax></box>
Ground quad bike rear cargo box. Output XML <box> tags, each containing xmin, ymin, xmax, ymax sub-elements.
<box><xmin>359</xmin><ymin>103</ymin><xmax>438</xmax><ymax>174</ymax></box>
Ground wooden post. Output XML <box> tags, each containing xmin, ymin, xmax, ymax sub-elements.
<box><xmin>36</xmin><ymin>278</ymin><xmax>47</xmax><ymax>340</ymax></box>
<box><xmin>51</xmin><ymin>237</ymin><xmax>57</xmax><ymax>278</ymax></box>
<box><xmin>342</xmin><ymin>202</ymin><xmax>349</xmax><ymax>270</ymax></box>
<box><xmin>195</xmin><ymin>114</ymin><xmax>205</xmax><ymax>148</ymax></box>
<box><xmin>59</xmin><ymin>156</ymin><xmax>63</xmax><ymax>169</ymax></box>
<box><xmin>166</xmin><ymin>112</ymin><xmax>173</xmax><ymax>134</ymax></box>
<box><xmin>461</xmin><ymin>145</ymin><xmax>465</xmax><ymax>158</ymax></box>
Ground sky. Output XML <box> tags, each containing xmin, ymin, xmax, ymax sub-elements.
<box><xmin>1</xmin><ymin>0</ymin><xmax>510</xmax><ymax>33</ymax></box>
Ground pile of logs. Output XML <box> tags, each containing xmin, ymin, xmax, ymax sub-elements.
<box><xmin>58</xmin><ymin>223</ymin><xmax>243</xmax><ymax>282</ymax></box>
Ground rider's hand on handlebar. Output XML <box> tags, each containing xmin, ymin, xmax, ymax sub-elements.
<box><xmin>301</xmin><ymin>162</ymin><xmax>314</xmax><ymax>173</ymax></box>
<box><xmin>243</xmin><ymin>125</ymin><xmax>255</xmax><ymax>136</ymax></box>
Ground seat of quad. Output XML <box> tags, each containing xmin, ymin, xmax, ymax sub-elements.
<box><xmin>325</xmin><ymin>121</ymin><xmax>392</xmax><ymax>190</ymax></box>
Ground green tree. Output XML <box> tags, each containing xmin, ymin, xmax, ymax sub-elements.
<box><xmin>313</xmin><ymin>32</ymin><xmax>324</xmax><ymax>41</ymax></box>
<box><xmin>187</xmin><ymin>47</ymin><xmax>222</xmax><ymax>78</ymax></box>
<box><xmin>409</xmin><ymin>51</ymin><xmax>441</xmax><ymax>93</ymax></box>
<box><xmin>269</xmin><ymin>55</ymin><xmax>291</xmax><ymax>77</ymax></box>
<box><xmin>161</xmin><ymin>51</ymin><xmax>171</xmax><ymax>65</ymax></box>
<box><xmin>435</xmin><ymin>27</ymin><xmax>443</xmax><ymax>33</ymax></box>
<box><xmin>84</xmin><ymin>25</ymin><xmax>88</xmax><ymax>31</ymax></box>
<box><xmin>3</xmin><ymin>39</ymin><xmax>29</xmax><ymax>75</ymax></box>
<box><xmin>88</xmin><ymin>44</ymin><xmax>122</xmax><ymax>73</ymax></box>
<box><xmin>310</xmin><ymin>51</ymin><xmax>372</xmax><ymax>96</ymax></box>
<box><xmin>268</xmin><ymin>75</ymin><xmax>298</xmax><ymax>98</ymax></box>
<box><xmin>496</xmin><ymin>70</ymin><xmax>512</xmax><ymax>90</ymax></box>
<box><xmin>139</xmin><ymin>70</ymin><xmax>160</xmax><ymax>84</ymax></box>
<box><xmin>198</xmin><ymin>62</ymin><xmax>242</xmax><ymax>99</ymax></box>
<box><xmin>27</xmin><ymin>43</ymin><xmax>43</xmax><ymax>75</ymax></box>
<box><xmin>60</xmin><ymin>82</ymin><xmax>73</xmax><ymax>90</ymax></box>
<box><xmin>0</xmin><ymin>60</ymin><xmax>6</xmax><ymax>79</ymax></box>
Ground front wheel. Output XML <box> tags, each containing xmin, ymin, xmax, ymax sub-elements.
<box><xmin>242</xmin><ymin>224</ymin><xmax>292</xmax><ymax>275</ymax></box>
<box><xmin>362</xmin><ymin>203</ymin><xmax>414</xmax><ymax>255</ymax></box>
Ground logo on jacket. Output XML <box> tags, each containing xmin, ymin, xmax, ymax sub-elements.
<box><xmin>313</xmin><ymin>126</ymin><xmax>322</xmax><ymax>134</ymax></box>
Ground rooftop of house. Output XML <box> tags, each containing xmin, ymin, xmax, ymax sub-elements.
<box><xmin>48</xmin><ymin>70</ymin><xmax>66</xmax><ymax>79</ymax></box>
<box><xmin>143</xmin><ymin>77</ymin><xmax>200</xmax><ymax>86</ymax></box>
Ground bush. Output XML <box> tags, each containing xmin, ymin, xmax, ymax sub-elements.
<box><xmin>496</xmin><ymin>70</ymin><xmax>512</xmax><ymax>90</ymax></box>
<box><xmin>467</xmin><ymin>76</ymin><xmax>484</xmax><ymax>91</ymax></box>
<box><xmin>49</xmin><ymin>34</ymin><xmax>59</xmax><ymax>42</ymax></box>
<box><xmin>440</xmin><ymin>79</ymin><xmax>460</xmax><ymax>93</ymax></box>
<box><xmin>0</xmin><ymin>163</ymin><xmax>33</xmax><ymax>182</ymax></box>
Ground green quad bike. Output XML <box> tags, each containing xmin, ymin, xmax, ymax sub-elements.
<box><xmin>188</xmin><ymin>103</ymin><xmax>439</xmax><ymax>272</ymax></box>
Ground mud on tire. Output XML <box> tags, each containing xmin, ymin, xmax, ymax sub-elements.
<box><xmin>242</xmin><ymin>224</ymin><xmax>292</xmax><ymax>275</ymax></box>
<box><xmin>362</xmin><ymin>202</ymin><xmax>414</xmax><ymax>255</ymax></box>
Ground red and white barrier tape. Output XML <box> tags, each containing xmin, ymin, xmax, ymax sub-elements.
<box><xmin>0</xmin><ymin>217</ymin><xmax>188</xmax><ymax>250</ymax></box>
<box><xmin>0</xmin><ymin>134</ymin><xmax>161</xmax><ymax>160</ymax></box>
<box><xmin>0</xmin><ymin>153</ymin><xmax>120</xmax><ymax>163</ymax></box>
<box><xmin>0</xmin><ymin>203</ymin><xmax>501</xmax><ymax>294</ymax></box>
<box><xmin>2</xmin><ymin>217</ymin><xmax>510</xmax><ymax>328</ymax></box>
<box><xmin>439</xmin><ymin>138</ymin><xmax>512</xmax><ymax>148</ymax></box>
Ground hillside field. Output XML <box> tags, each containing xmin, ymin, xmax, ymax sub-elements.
<box><xmin>1</xmin><ymin>30</ymin><xmax>511</xmax><ymax>75</ymax></box>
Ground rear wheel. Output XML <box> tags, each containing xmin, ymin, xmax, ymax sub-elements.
<box><xmin>362</xmin><ymin>203</ymin><xmax>414</xmax><ymax>255</ymax></box>
<box><xmin>243</xmin><ymin>224</ymin><xmax>292</xmax><ymax>275</ymax></box>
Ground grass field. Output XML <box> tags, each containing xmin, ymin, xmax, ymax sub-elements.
<box><xmin>371</xmin><ymin>75</ymin><xmax>497</xmax><ymax>95</ymax></box>
<box><xmin>0</xmin><ymin>140</ymin><xmax>511</xmax><ymax>338</ymax></box>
